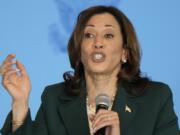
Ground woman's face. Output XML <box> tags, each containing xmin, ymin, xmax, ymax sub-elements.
<box><xmin>81</xmin><ymin>13</ymin><xmax>126</xmax><ymax>75</ymax></box>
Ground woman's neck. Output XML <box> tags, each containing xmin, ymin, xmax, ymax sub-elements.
<box><xmin>85</xmin><ymin>71</ymin><xmax>118</xmax><ymax>104</ymax></box>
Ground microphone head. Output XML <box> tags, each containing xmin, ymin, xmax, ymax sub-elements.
<box><xmin>95</xmin><ymin>93</ymin><xmax>111</xmax><ymax>112</ymax></box>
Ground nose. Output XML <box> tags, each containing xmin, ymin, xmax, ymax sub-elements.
<box><xmin>94</xmin><ymin>44</ymin><xmax>103</xmax><ymax>49</ymax></box>
<box><xmin>93</xmin><ymin>35</ymin><xmax>104</xmax><ymax>49</ymax></box>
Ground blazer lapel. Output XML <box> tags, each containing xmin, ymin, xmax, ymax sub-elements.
<box><xmin>57</xmin><ymin>92</ymin><xmax>90</xmax><ymax>135</ymax></box>
<box><xmin>112</xmin><ymin>86</ymin><xmax>138</xmax><ymax>135</ymax></box>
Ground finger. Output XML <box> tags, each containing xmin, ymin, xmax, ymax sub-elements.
<box><xmin>93</xmin><ymin>110</ymin><xmax>110</xmax><ymax>124</ymax></box>
<box><xmin>89</xmin><ymin>114</ymin><xmax>95</xmax><ymax>122</ymax></box>
<box><xmin>95</xmin><ymin>109</ymin><xmax>109</xmax><ymax>118</ymax></box>
<box><xmin>3</xmin><ymin>61</ymin><xmax>16</xmax><ymax>68</ymax></box>
<box><xmin>95</xmin><ymin>110</ymin><xmax>118</xmax><ymax>119</ymax></box>
<box><xmin>3</xmin><ymin>54</ymin><xmax>16</xmax><ymax>65</ymax></box>
<box><xmin>2</xmin><ymin>69</ymin><xmax>20</xmax><ymax>90</ymax></box>
<box><xmin>93</xmin><ymin>111</ymin><xmax>118</xmax><ymax>128</ymax></box>
<box><xmin>1</xmin><ymin>54</ymin><xmax>16</xmax><ymax>75</ymax></box>
<box><xmin>93</xmin><ymin>120</ymin><xmax>114</xmax><ymax>133</ymax></box>
<box><xmin>0</xmin><ymin>61</ymin><xmax>16</xmax><ymax>75</ymax></box>
<box><xmin>16</xmin><ymin>60</ymin><xmax>27</xmax><ymax>76</ymax></box>
<box><xmin>3</xmin><ymin>69</ymin><xmax>20</xmax><ymax>81</ymax></box>
<box><xmin>93</xmin><ymin>115</ymin><xmax>119</xmax><ymax>133</ymax></box>
<box><xmin>93</xmin><ymin>110</ymin><xmax>111</xmax><ymax>127</ymax></box>
<box><xmin>96</xmin><ymin>115</ymin><xmax>118</xmax><ymax>126</ymax></box>
<box><xmin>93</xmin><ymin>113</ymin><xmax>110</xmax><ymax>127</ymax></box>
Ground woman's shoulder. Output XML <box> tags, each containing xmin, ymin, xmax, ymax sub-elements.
<box><xmin>41</xmin><ymin>82</ymin><xmax>67</xmax><ymax>102</ymax></box>
<box><xmin>129</xmin><ymin>81</ymin><xmax>175</xmax><ymax>115</ymax></box>
<box><xmin>44</xmin><ymin>82</ymin><xmax>66</xmax><ymax>91</ymax></box>
<box><xmin>142</xmin><ymin>81</ymin><xmax>173</xmax><ymax>102</ymax></box>
<box><xmin>146</xmin><ymin>81</ymin><xmax>172</xmax><ymax>94</ymax></box>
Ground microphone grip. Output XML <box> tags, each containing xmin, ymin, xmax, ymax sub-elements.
<box><xmin>95</xmin><ymin>104</ymin><xmax>108</xmax><ymax>135</ymax></box>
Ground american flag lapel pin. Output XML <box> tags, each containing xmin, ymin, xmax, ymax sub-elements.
<box><xmin>125</xmin><ymin>105</ymin><xmax>132</xmax><ymax>113</ymax></box>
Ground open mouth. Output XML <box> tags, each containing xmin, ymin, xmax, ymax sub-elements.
<box><xmin>91</xmin><ymin>52</ymin><xmax>106</xmax><ymax>63</ymax></box>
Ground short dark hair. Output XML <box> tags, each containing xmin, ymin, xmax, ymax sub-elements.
<box><xmin>64</xmin><ymin>5</ymin><xmax>149</xmax><ymax>96</ymax></box>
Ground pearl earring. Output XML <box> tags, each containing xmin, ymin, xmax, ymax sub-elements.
<box><xmin>122</xmin><ymin>59</ymin><xmax>127</xmax><ymax>63</ymax></box>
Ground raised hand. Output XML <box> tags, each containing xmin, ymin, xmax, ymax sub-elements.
<box><xmin>0</xmin><ymin>54</ymin><xmax>31</xmax><ymax>131</ymax></box>
<box><xmin>0</xmin><ymin>54</ymin><xmax>31</xmax><ymax>103</ymax></box>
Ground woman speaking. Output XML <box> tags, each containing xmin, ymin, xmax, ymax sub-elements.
<box><xmin>0</xmin><ymin>5</ymin><xmax>179</xmax><ymax>135</ymax></box>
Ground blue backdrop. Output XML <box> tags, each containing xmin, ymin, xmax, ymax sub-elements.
<box><xmin>0</xmin><ymin>0</ymin><xmax>180</xmax><ymax>129</ymax></box>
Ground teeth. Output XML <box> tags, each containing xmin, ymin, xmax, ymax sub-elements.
<box><xmin>94</xmin><ymin>54</ymin><xmax>103</xmax><ymax>60</ymax></box>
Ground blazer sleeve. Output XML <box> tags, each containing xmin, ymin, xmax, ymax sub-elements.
<box><xmin>153</xmin><ymin>84</ymin><xmax>179</xmax><ymax>135</ymax></box>
<box><xmin>0</xmin><ymin>91</ymin><xmax>48</xmax><ymax>135</ymax></box>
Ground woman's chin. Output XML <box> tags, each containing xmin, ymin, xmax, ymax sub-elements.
<box><xmin>87</xmin><ymin>68</ymin><xmax>109</xmax><ymax>75</ymax></box>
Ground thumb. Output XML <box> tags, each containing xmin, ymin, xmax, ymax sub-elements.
<box><xmin>16</xmin><ymin>60</ymin><xmax>27</xmax><ymax>76</ymax></box>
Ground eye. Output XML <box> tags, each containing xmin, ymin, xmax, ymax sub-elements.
<box><xmin>104</xmin><ymin>33</ymin><xmax>114</xmax><ymax>39</ymax></box>
<box><xmin>83</xmin><ymin>33</ymin><xmax>94</xmax><ymax>38</ymax></box>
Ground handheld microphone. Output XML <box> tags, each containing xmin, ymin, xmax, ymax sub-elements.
<box><xmin>95</xmin><ymin>93</ymin><xmax>110</xmax><ymax>135</ymax></box>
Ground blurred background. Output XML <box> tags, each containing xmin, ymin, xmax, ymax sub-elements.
<box><xmin>0</xmin><ymin>0</ymin><xmax>180</xmax><ymax>129</ymax></box>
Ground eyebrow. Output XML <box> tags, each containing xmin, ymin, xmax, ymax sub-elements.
<box><xmin>85</xmin><ymin>24</ymin><xmax>95</xmax><ymax>27</ymax></box>
<box><xmin>104</xmin><ymin>24</ymin><xmax>114</xmax><ymax>27</ymax></box>
<box><xmin>85</xmin><ymin>24</ymin><xmax>115</xmax><ymax>28</ymax></box>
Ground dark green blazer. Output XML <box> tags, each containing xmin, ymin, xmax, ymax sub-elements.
<box><xmin>1</xmin><ymin>81</ymin><xmax>179</xmax><ymax>135</ymax></box>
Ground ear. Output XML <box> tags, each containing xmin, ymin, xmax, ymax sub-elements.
<box><xmin>121</xmin><ymin>49</ymin><xmax>128</xmax><ymax>63</ymax></box>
